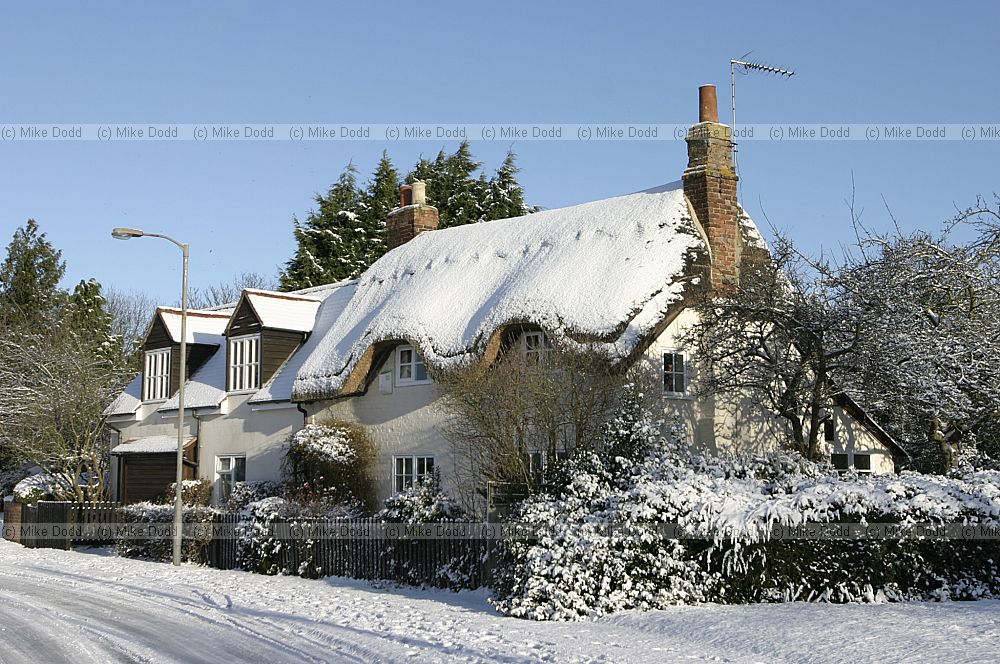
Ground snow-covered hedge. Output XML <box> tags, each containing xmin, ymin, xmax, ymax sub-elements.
<box><xmin>494</xmin><ymin>418</ymin><xmax>1000</xmax><ymax>620</ymax></box>
<box><xmin>116</xmin><ymin>502</ymin><xmax>217</xmax><ymax>564</ymax></box>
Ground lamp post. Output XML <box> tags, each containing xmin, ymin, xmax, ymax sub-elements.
<box><xmin>112</xmin><ymin>227</ymin><xmax>189</xmax><ymax>566</ymax></box>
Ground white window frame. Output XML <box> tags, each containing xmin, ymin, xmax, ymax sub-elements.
<box><xmin>143</xmin><ymin>348</ymin><xmax>171</xmax><ymax>401</ymax></box>
<box><xmin>393</xmin><ymin>455</ymin><xmax>435</xmax><ymax>493</ymax></box>
<box><xmin>662</xmin><ymin>350</ymin><xmax>689</xmax><ymax>396</ymax></box>
<box><xmin>216</xmin><ymin>454</ymin><xmax>246</xmax><ymax>503</ymax></box>
<box><xmin>395</xmin><ymin>345</ymin><xmax>431</xmax><ymax>386</ymax></box>
<box><xmin>229</xmin><ymin>334</ymin><xmax>261</xmax><ymax>392</ymax></box>
<box><xmin>522</xmin><ymin>331</ymin><xmax>553</xmax><ymax>361</ymax></box>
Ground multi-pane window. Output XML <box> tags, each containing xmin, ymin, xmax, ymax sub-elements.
<box><xmin>229</xmin><ymin>335</ymin><xmax>261</xmax><ymax>392</ymax></box>
<box><xmin>396</xmin><ymin>345</ymin><xmax>429</xmax><ymax>385</ymax></box>
<box><xmin>831</xmin><ymin>452</ymin><xmax>872</xmax><ymax>475</ymax></box>
<box><xmin>663</xmin><ymin>351</ymin><xmax>687</xmax><ymax>394</ymax></box>
<box><xmin>393</xmin><ymin>455</ymin><xmax>434</xmax><ymax>493</ymax></box>
<box><xmin>824</xmin><ymin>418</ymin><xmax>836</xmax><ymax>442</ymax></box>
<box><xmin>522</xmin><ymin>331</ymin><xmax>554</xmax><ymax>361</ymax></box>
<box><xmin>216</xmin><ymin>455</ymin><xmax>246</xmax><ymax>503</ymax></box>
<box><xmin>143</xmin><ymin>348</ymin><xmax>171</xmax><ymax>401</ymax></box>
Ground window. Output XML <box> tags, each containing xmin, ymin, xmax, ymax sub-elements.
<box><xmin>229</xmin><ymin>335</ymin><xmax>261</xmax><ymax>392</ymax></box>
<box><xmin>824</xmin><ymin>418</ymin><xmax>836</xmax><ymax>442</ymax></box>
<box><xmin>831</xmin><ymin>452</ymin><xmax>872</xmax><ymax>475</ymax></box>
<box><xmin>396</xmin><ymin>345</ymin><xmax>429</xmax><ymax>385</ymax></box>
<box><xmin>524</xmin><ymin>449</ymin><xmax>568</xmax><ymax>485</ymax></box>
<box><xmin>393</xmin><ymin>455</ymin><xmax>434</xmax><ymax>493</ymax></box>
<box><xmin>216</xmin><ymin>455</ymin><xmax>246</xmax><ymax>502</ymax></box>
<box><xmin>663</xmin><ymin>351</ymin><xmax>687</xmax><ymax>394</ymax></box>
<box><xmin>143</xmin><ymin>348</ymin><xmax>171</xmax><ymax>401</ymax></box>
<box><xmin>522</xmin><ymin>331</ymin><xmax>554</xmax><ymax>361</ymax></box>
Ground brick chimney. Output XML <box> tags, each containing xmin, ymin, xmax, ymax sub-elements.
<box><xmin>386</xmin><ymin>180</ymin><xmax>439</xmax><ymax>249</ymax></box>
<box><xmin>683</xmin><ymin>84</ymin><xmax>741</xmax><ymax>290</ymax></box>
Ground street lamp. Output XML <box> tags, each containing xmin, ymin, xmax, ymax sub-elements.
<box><xmin>112</xmin><ymin>227</ymin><xmax>189</xmax><ymax>567</ymax></box>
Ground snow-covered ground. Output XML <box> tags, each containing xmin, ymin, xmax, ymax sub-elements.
<box><xmin>1</xmin><ymin>539</ymin><xmax>998</xmax><ymax>664</ymax></box>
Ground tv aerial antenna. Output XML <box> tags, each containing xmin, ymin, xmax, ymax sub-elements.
<box><xmin>730</xmin><ymin>54</ymin><xmax>795</xmax><ymax>190</ymax></box>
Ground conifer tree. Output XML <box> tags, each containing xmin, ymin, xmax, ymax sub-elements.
<box><xmin>484</xmin><ymin>151</ymin><xmax>535</xmax><ymax>220</ymax></box>
<box><xmin>355</xmin><ymin>150</ymin><xmax>400</xmax><ymax>267</ymax></box>
<box><xmin>0</xmin><ymin>220</ymin><xmax>67</xmax><ymax>329</ymax></box>
<box><xmin>280</xmin><ymin>163</ymin><xmax>363</xmax><ymax>290</ymax></box>
<box><xmin>67</xmin><ymin>278</ymin><xmax>121</xmax><ymax>365</ymax></box>
<box><xmin>281</xmin><ymin>146</ymin><xmax>536</xmax><ymax>290</ymax></box>
<box><xmin>409</xmin><ymin>142</ymin><xmax>489</xmax><ymax>228</ymax></box>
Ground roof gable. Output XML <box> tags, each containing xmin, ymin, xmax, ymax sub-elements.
<box><xmin>147</xmin><ymin>307</ymin><xmax>231</xmax><ymax>346</ymax></box>
<box><xmin>246</xmin><ymin>290</ymin><xmax>322</xmax><ymax>333</ymax></box>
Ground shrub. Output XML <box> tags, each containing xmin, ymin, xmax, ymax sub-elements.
<box><xmin>494</xmin><ymin>410</ymin><xmax>1000</xmax><ymax>620</ymax></box>
<box><xmin>377</xmin><ymin>471</ymin><xmax>465</xmax><ymax>524</ymax></box>
<box><xmin>165</xmin><ymin>479</ymin><xmax>213</xmax><ymax>507</ymax></box>
<box><xmin>116</xmin><ymin>502</ymin><xmax>217</xmax><ymax>563</ymax></box>
<box><xmin>226</xmin><ymin>480</ymin><xmax>282</xmax><ymax>512</ymax></box>
<box><xmin>283</xmin><ymin>421</ymin><xmax>377</xmax><ymax>513</ymax></box>
<box><xmin>11</xmin><ymin>472</ymin><xmax>72</xmax><ymax>504</ymax></box>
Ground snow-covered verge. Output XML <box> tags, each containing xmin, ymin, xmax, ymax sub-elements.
<box><xmin>496</xmin><ymin>416</ymin><xmax>1000</xmax><ymax>620</ymax></box>
<box><xmin>1</xmin><ymin>539</ymin><xmax>998</xmax><ymax>664</ymax></box>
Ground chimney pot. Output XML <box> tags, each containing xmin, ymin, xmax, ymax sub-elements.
<box><xmin>411</xmin><ymin>180</ymin><xmax>426</xmax><ymax>206</ymax></box>
<box><xmin>400</xmin><ymin>184</ymin><xmax>413</xmax><ymax>207</ymax></box>
<box><xmin>698</xmin><ymin>84</ymin><xmax>719</xmax><ymax>123</ymax></box>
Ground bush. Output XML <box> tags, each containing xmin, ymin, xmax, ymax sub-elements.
<box><xmin>116</xmin><ymin>502</ymin><xmax>217</xmax><ymax>563</ymax></box>
<box><xmin>11</xmin><ymin>472</ymin><xmax>72</xmax><ymax>504</ymax></box>
<box><xmin>283</xmin><ymin>421</ymin><xmax>377</xmax><ymax>513</ymax></box>
<box><xmin>165</xmin><ymin>479</ymin><xmax>213</xmax><ymax>507</ymax></box>
<box><xmin>226</xmin><ymin>480</ymin><xmax>282</xmax><ymax>512</ymax></box>
<box><xmin>377</xmin><ymin>472</ymin><xmax>465</xmax><ymax>524</ymax></box>
<box><xmin>493</xmin><ymin>410</ymin><xmax>1000</xmax><ymax>620</ymax></box>
<box><xmin>236</xmin><ymin>496</ymin><xmax>362</xmax><ymax>577</ymax></box>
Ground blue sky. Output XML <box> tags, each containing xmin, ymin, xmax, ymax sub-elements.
<box><xmin>1</xmin><ymin>1</ymin><xmax>998</xmax><ymax>303</ymax></box>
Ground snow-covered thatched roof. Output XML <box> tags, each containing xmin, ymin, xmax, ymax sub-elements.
<box><xmin>251</xmin><ymin>281</ymin><xmax>358</xmax><ymax>403</ymax></box>
<box><xmin>292</xmin><ymin>182</ymin><xmax>709</xmax><ymax>401</ymax></box>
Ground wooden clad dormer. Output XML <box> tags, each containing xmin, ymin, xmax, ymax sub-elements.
<box><xmin>141</xmin><ymin>309</ymin><xmax>228</xmax><ymax>402</ymax></box>
<box><xmin>225</xmin><ymin>290</ymin><xmax>319</xmax><ymax>392</ymax></box>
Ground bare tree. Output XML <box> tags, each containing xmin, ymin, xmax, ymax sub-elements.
<box><xmin>186</xmin><ymin>271</ymin><xmax>278</xmax><ymax>310</ymax></box>
<box><xmin>679</xmin><ymin>238</ymin><xmax>864</xmax><ymax>461</ymax></box>
<box><xmin>104</xmin><ymin>286</ymin><xmax>157</xmax><ymax>362</ymax></box>
<box><xmin>0</xmin><ymin>324</ymin><xmax>128</xmax><ymax>501</ymax></box>
<box><xmin>439</xmin><ymin>340</ymin><xmax>651</xmax><ymax>512</ymax></box>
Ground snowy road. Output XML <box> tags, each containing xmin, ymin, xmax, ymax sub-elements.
<box><xmin>1</xmin><ymin>540</ymin><xmax>999</xmax><ymax>663</ymax></box>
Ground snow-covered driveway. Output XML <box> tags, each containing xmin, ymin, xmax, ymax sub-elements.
<box><xmin>1</xmin><ymin>539</ymin><xmax>999</xmax><ymax>663</ymax></box>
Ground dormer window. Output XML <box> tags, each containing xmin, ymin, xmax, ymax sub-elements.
<box><xmin>143</xmin><ymin>348</ymin><xmax>171</xmax><ymax>401</ymax></box>
<box><xmin>229</xmin><ymin>334</ymin><xmax>261</xmax><ymax>392</ymax></box>
<box><xmin>522</xmin><ymin>331</ymin><xmax>553</xmax><ymax>361</ymax></box>
<box><xmin>396</xmin><ymin>345</ymin><xmax>430</xmax><ymax>385</ymax></box>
